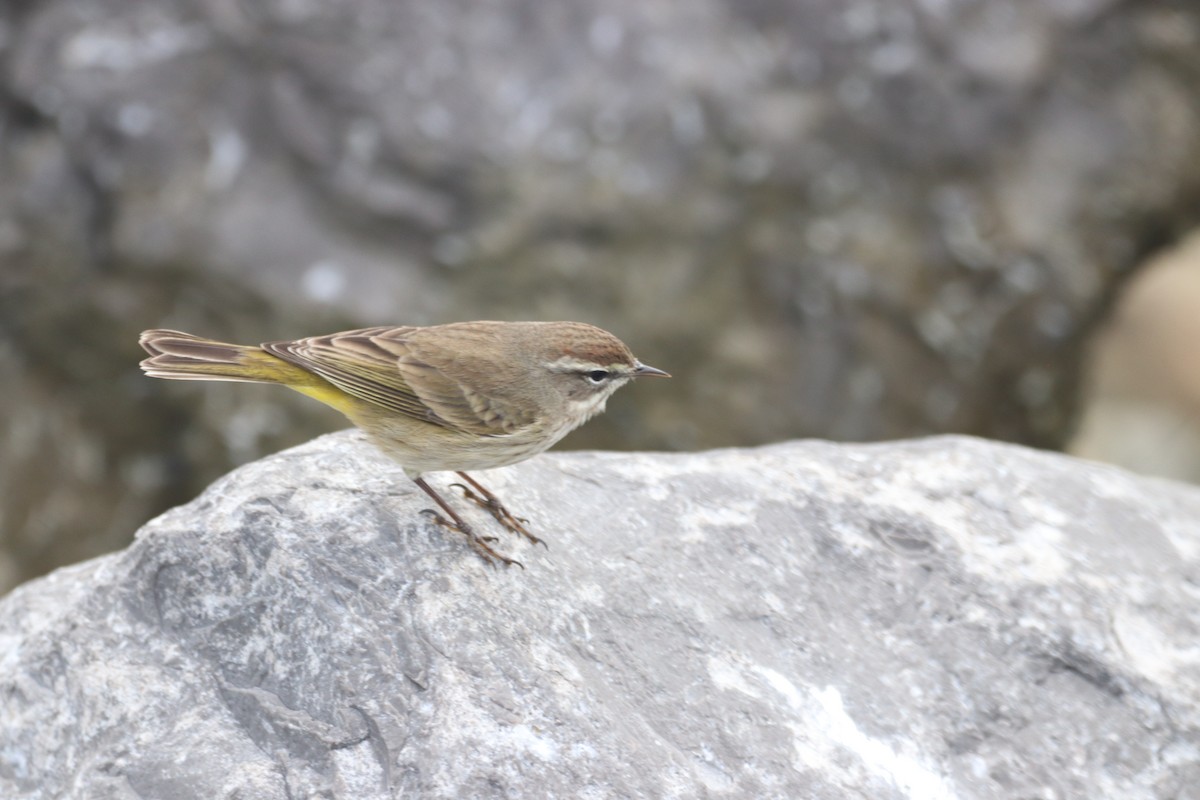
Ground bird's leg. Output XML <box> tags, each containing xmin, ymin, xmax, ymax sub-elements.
<box><xmin>451</xmin><ymin>472</ymin><xmax>546</xmax><ymax>547</ymax></box>
<box><xmin>411</xmin><ymin>476</ymin><xmax>522</xmax><ymax>568</ymax></box>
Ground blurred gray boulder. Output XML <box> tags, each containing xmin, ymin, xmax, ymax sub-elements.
<box><xmin>1</xmin><ymin>433</ymin><xmax>1198</xmax><ymax>798</ymax></box>
<box><xmin>4</xmin><ymin>0</ymin><xmax>1200</xmax><ymax>586</ymax></box>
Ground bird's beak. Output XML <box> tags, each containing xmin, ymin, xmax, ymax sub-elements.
<box><xmin>634</xmin><ymin>362</ymin><xmax>671</xmax><ymax>378</ymax></box>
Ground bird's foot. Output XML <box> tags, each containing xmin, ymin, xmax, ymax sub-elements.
<box><xmin>451</xmin><ymin>477</ymin><xmax>546</xmax><ymax>547</ymax></box>
<box><xmin>419</xmin><ymin>509</ymin><xmax>523</xmax><ymax>568</ymax></box>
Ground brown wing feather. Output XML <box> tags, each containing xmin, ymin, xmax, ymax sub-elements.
<box><xmin>393</xmin><ymin>355</ymin><xmax>530</xmax><ymax>435</ymax></box>
<box><xmin>398</xmin><ymin>326</ymin><xmax>539</xmax><ymax>434</ymax></box>
<box><xmin>263</xmin><ymin>327</ymin><xmax>449</xmax><ymax>426</ymax></box>
<box><xmin>262</xmin><ymin>326</ymin><xmax>532</xmax><ymax>436</ymax></box>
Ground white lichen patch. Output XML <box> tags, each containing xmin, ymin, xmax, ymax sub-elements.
<box><xmin>331</xmin><ymin>738</ymin><xmax>389</xmax><ymax>800</ymax></box>
<box><xmin>869</xmin><ymin>475</ymin><xmax>1072</xmax><ymax>584</ymax></box>
<box><xmin>679</xmin><ymin>503</ymin><xmax>757</xmax><ymax>543</ymax></box>
<box><xmin>706</xmin><ymin>648</ymin><xmax>957</xmax><ymax>800</ymax></box>
<box><xmin>706</xmin><ymin>653</ymin><xmax>762</xmax><ymax>699</ymax></box>
<box><xmin>1113</xmin><ymin>604</ymin><xmax>1200</xmax><ymax>687</ymax></box>
<box><xmin>1161</xmin><ymin>518</ymin><xmax>1200</xmax><ymax>561</ymax></box>
<box><xmin>754</xmin><ymin>666</ymin><xmax>957</xmax><ymax>800</ymax></box>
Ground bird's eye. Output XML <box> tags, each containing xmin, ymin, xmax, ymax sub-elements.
<box><xmin>586</xmin><ymin>370</ymin><xmax>609</xmax><ymax>384</ymax></box>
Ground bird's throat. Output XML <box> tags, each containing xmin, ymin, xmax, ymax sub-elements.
<box><xmin>568</xmin><ymin>393</ymin><xmax>611</xmax><ymax>427</ymax></box>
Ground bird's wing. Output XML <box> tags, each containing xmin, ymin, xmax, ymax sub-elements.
<box><xmin>263</xmin><ymin>327</ymin><xmax>444</xmax><ymax>426</ymax></box>
<box><xmin>263</xmin><ymin>327</ymin><xmax>520</xmax><ymax>435</ymax></box>
<box><xmin>398</xmin><ymin>325</ymin><xmax>541</xmax><ymax>435</ymax></box>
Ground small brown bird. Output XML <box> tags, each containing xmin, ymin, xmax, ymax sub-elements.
<box><xmin>139</xmin><ymin>321</ymin><xmax>669</xmax><ymax>566</ymax></box>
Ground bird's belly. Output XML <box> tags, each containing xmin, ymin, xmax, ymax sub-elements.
<box><xmin>363</xmin><ymin>419</ymin><xmax>571</xmax><ymax>475</ymax></box>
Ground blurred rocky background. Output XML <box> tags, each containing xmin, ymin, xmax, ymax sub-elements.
<box><xmin>3</xmin><ymin>0</ymin><xmax>1200</xmax><ymax>593</ymax></box>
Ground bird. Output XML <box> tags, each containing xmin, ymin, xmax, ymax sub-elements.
<box><xmin>138</xmin><ymin>321</ymin><xmax>669</xmax><ymax>566</ymax></box>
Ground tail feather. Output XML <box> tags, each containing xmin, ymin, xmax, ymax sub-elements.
<box><xmin>139</xmin><ymin>329</ymin><xmax>308</xmax><ymax>384</ymax></box>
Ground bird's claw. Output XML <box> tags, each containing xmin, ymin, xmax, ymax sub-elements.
<box><xmin>419</xmin><ymin>508</ymin><xmax>520</xmax><ymax>566</ymax></box>
<box><xmin>450</xmin><ymin>483</ymin><xmax>545</xmax><ymax>547</ymax></box>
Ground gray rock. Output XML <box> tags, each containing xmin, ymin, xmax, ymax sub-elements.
<box><xmin>6</xmin><ymin>0</ymin><xmax>1200</xmax><ymax>592</ymax></box>
<box><xmin>2</xmin><ymin>432</ymin><xmax>1199</xmax><ymax>798</ymax></box>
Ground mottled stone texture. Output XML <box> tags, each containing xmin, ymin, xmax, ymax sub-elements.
<box><xmin>3</xmin><ymin>0</ymin><xmax>1200</xmax><ymax>591</ymax></box>
<box><xmin>1</xmin><ymin>433</ymin><xmax>1198</xmax><ymax>798</ymax></box>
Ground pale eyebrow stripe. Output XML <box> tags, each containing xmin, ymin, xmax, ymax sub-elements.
<box><xmin>546</xmin><ymin>356</ymin><xmax>606</xmax><ymax>372</ymax></box>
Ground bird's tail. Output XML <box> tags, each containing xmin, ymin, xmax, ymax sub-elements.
<box><xmin>138</xmin><ymin>329</ymin><xmax>310</xmax><ymax>385</ymax></box>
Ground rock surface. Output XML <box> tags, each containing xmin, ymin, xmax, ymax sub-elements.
<box><xmin>5</xmin><ymin>0</ymin><xmax>1200</xmax><ymax>592</ymax></box>
<box><xmin>2</xmin><ymin>432</ymin><xmax>1199</xmax><ymax>798</ymax></box>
